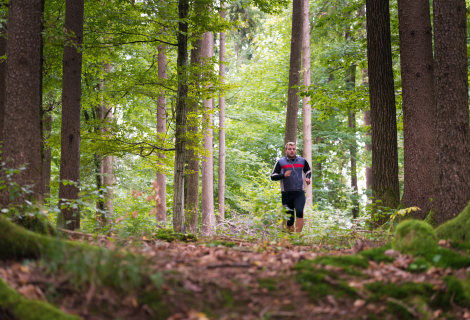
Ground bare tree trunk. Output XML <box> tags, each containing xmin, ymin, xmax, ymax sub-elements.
<box><xmin>347</xmin><ymin>65</ymin><xmax>359</xmax><ymax>218</ymax></box>
<box><xmin>302</xmin><ymin>0</ymin><xmax>312</xmax><ymax>207</ymax></box>
<box><xmin>58</xmin><ymin>0</ymin><xmax>84</xmax><ymax>230</ymax></box>
<box><xmin>0</xmin><ymin>17</ymin><xmax>6</xmax><ymax>148</ymax></box>
<box><xmin>172</xmin><ymin>0</ymin><xmax>189</xmax><ymax>232</ymax></box>
<box><xmin>398</xmin><ymin>0</ymin><xmax>435</xmax><ymax>219</ymax></box>
<box><xmin>42</xmin><ymin>115</ymin><xmax>52</xmax><ymax>201</ymax></box>
<box><xmin>201</xmin><ymin>32</ymin><xmax>215</xmax><ymax>235</ymax></box>
<box><xmin>218</xmin><ymin>10</ymin><xmax>226</xmax><ymax>221</ymax></box>
<box><xmin>366</xmin><ymin>0</ymin><xmax>400</xmax><ymax>214</ymax></box>
<box><xmin>433</xmin><ymin>0</ymin><xmax>470</xmax><ymax>224</ymax></box>
<box><xmin>363</xmin><ymin>108</ymin><xmax>372</xmax><ymax>194</ymax></box>
<box><xmin>185</xmin><ymin>37</ymin><xmax>202</xmax><ymax>234</ymax></box>
<box><xmin>2</xmin><ymin>0</ymin><xmax>43</xmax><ymax>205</ymax></box>
<box><xmin>284</xmin><ymin>0</ymin><xmax>304</xmax><ymax>144</ymax></box>
<box><xmin>156</xmin><ymin>45</ymin><xmax>167</xmax><ymax>224</ymax></box>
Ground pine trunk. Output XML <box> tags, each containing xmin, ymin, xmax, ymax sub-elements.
<box><xmin>156</xmin><ymin>45</ymin><xmax>167</xmax><ymax>224</ymax></box>
<box><xmin>398</xmin><ymin>0</ymin><xmax>435</xmax><ymax>218</ymax></box>
<box><xmin>2</xmin><ymin>0</ymin><xmax>43</xmax><ymax>205</ymax></box>
<box><xmin>302</xmin><ymin>0</ymin><xmax>312</xmax><ymax>207</ymax></box>
<box><xmin>172</xmin><ymin>0</ymin><xmax>189</xmax><ymax>232</ymax></box>
<box><xmin>201</xmin><ymin>32</ymin><xmax>215</xmax><ymax>236</ymax></box>
<box><xmin>347</xmin><ymin>65</ymin><xmax>358</xmax><ymax>218</ymax></box>
<box><xmin>218</xmin><ymin>11</ymin><xmax>226</xmax><ymax>221</ymax></box>
<box><xmin>284</xmin><ymin>0</ymin><xmax>303</xmax><ymax>144</ymax></box>
<box><xmin>366</xmin><ymin>0</ymin><xmax>400</xmax><ymax>213</ymax></box>
<box><xmin>0</xmin><ymin>18</ymin><xmax>6</xmax><ymax>148</ymax></box>
<box><xmin>185</xmin><ymin>38</ymin><xmax>202</xmax><ymax>234</ymax></box>
<box><xmin>58</xmin><ymin>0</ymin><xmax>85</xmax><ymax>230</ymax></box>
<box><xmin>433</xmin><ymin>0</ymin><xmax>470</xmax><ymax>224</ymax></box>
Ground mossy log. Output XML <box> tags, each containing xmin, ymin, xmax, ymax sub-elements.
<box><xmin>435</xmin><ymin>200</ymin><xmax>470</xmax><ymax>243</ymax></box>
<box><xmin>0</xmin><ymin>214</ymin><xmax>100</xmax><ymax>260</ymax></box>
<box><xmin>0</xmin><ymin>277</ymin><xmax>80</xmax><ymax>320</ymax></box>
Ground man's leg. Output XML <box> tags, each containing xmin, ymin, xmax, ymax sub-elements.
<box><xmin>282</xmin><ymin>193</ymin><xmax>295</xmax><ymax>233</ymax></box>
<box><xmin>294</xmin><ymin>193</ymin><xmax>306</xmax><ymax>233</ymax></box>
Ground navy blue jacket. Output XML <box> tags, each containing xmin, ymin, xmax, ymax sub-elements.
<box><xmin>270</xmin><ymin>156</ymin><xmax>312</xmax><ymax>193</ymax></box>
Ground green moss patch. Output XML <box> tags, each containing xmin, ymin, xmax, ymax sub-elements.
<box><xmin>258</xmin><ymin>278</ymin><xmax>278</xmax><ymax>291</ymax></box>
<box><xmin>436</xmin><ymin>200</ymin><xmax>470</xmax><ymax>244</ymax></box>
<box><xmin>207</xmin><ymin>240</ymin><xmax>236</xmax><ymax>248</ymax></box>
<box><xmin>360</xmin><ymin>244</ymin><xmax>394</xmax><ymax>263</ymax></box>
<box><xmin>420</xmin><ymin>247</ymin><xmax>470</xmax><ymax>269</ymax></box>
<box><xmin>155</xmin><ymin>228</ymin><xmax>197</xmax><ymax>242</ymax></box>
<box><xmin>393</xmin><ymin>220</ymin><xmax>438</xmax><ymax>255</ymax></box>
<box><xmin>294</xmin><ymin>260</ymin><xmax>357</xmax><ymax>300</ymax></box>
<box><xmin>312</xmin><ymin>255</ymin><xmax>367</xmax><ymax>276</ymax></box>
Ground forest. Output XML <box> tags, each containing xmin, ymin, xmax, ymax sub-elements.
<box><xmin>1</xmin><ymin>0</ymin><xmax>470</xmax><ymax>319</ymax></box>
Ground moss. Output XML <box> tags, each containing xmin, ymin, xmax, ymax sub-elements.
<box><xmin>360</xmin><ymin>243</ymin><xmax>395</xmax><ymax>263</ymax></box>
<box><xmin>406</xmin><ymin>257</ymin><xmax>430</xmax><ymax>272</ymax></box>
<box><xmin>139</xmin><ymin>291</ymin><xmax>171</xmax><ymax>318</ymax></box>
<box><xmin>294</xmin><ymin>261</ymin><xmax>357</xmax><ymax>300</ymax></box>
<box><xmin>155</xmin><ymin>228</ymin><xmax>197</xmax><ymax>242</ymax></box>
<box><xmin>423</xmin><ymin>210</ymin><xmax>436</xmax><ymax>227</ymax></box>
<box><xmin>312</xmin><ymin>255</ymin><xmax>367</xmax><ymax>276</ymax></box>
<box><xmin>436</xmin><ymin>200</ymin><xmax>470</xmax><ymax>243</ymax></box>
<box><xmin>393</xmin><ymin>220</ymin><xmax>438</xmax><ymax>255</ymax></box>
<box><xmin>451</xmin><ymin>241</ymin><xmax>470</xmax><ymax>254</ymax></box>
<box><xmin>207</xmin><ymin>240</ymin><xmax>236</xmax><ymax>248</ymax></box>
<box><xmin>420</xmin><ymin>247</ymin><xmax>470</xmax><ymax>269</ymax></box>
<box><xmin>0</xmin><ymin>277</ymin><xmax>80</xmax><ymax>320</ymax></box>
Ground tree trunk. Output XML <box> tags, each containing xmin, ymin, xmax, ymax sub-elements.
<box><xmin>284</xmin><ymin>0</ymin><xmax>303</xmax><ymax>144</ymax></box>
<box><xmin>2</xmin><ymin>0</ymin><xmax>43</xmax><ymax>204</ymax></box>
<box><xmin>185</xmin><ymin>37</ymin><xmax>202</xmax><ymax>234</ymax></box>
<box><xmin>201</xmin><ymin>32</ymin><xmax>215</xmax><ymax>236</ymax></box>
<box><xmin>156</xmin><ymin>45</ymin><xmax>167</xmax><ymax>224</ymax></box>
<box><xmin>366</xmin><ymin>0</ymin><xmax>400</xmax><ymax>213</ymax></box>
<box><xmin>218</xmin><ymin>11</ymin><xmax>226</xmax><ymax>222</ymax></box>
<box><xmin>363</xmin><ymin>108</ymin><xmax>372</xmax><ymax>194</ymax></box>
<box><xmin>99</xmin><ymin>63</ymin><xmax>114</xmax><ymax>224</ymax></box>
<box><xmin>397</xmin><ymin>0</ymin><xmax>435</xmax><ymax>218</ymax></box>
<box><xmin>42</xmin><ymin>115</ymin><xmax>52</xmax><ymax>202</ymax></box>
<box><xmin>57</xmin><ymin>0</ymin><xmax>85</xmax><ymax>230</ymax></box>
<box><xmin>302</xmin><ymin>0</ymin><xmax>312</xmax><ymax>207</ymax></box>
<box><xmin>0</xmin><ymin>18</ymin><xmax>6</xmax><ymax>149</ymax></box>
<box><xmin>172</xmin><ymin>0</ymin><xmax>189</xmax><ymax>232</ymax></box>
<box><xmin>347</xmin><ymin>65</ymin><xmax>359</xmax><ymax>219</ymax></box>
<box><xmin>433</xmin><ymin>0</ymin><xmax>470</xmax><ymax>224</ymax></box>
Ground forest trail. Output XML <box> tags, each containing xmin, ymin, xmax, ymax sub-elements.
<box><xmin>1</xmin><ymin>233</ymin><xmax>470</xmax><ymax>320</ymax></box>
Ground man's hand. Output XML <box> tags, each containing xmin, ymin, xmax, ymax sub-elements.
<box><xmin>284</xmin><ymin>170</ymin><xmax>292</xmax><ymax>178</ymax></box>
<box><xmin>305</xmin><ymin>178</ymin><xmax>311</xmax><ymax>185</ymax></box>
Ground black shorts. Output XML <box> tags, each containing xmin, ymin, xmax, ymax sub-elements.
<box><xmin>281</xmin><ymin>192</ymin><xmax>306</xmax><ymax>226</ymax></box>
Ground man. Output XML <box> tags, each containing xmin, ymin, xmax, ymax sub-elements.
<box><xmin>271</xmin><ymin>142</ymin><xmax>312</xmax><ymax>233</ymax></box>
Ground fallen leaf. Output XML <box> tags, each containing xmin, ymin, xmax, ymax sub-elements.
<box><xmin>353</xmin><ymin>299</ymin><xmax>366</xmax><ymax>308</ymax></box>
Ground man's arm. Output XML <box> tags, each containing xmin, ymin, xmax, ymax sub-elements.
<box><xmin>271</xmin><ymin>161</ymin><xmax>285</xmax><ymax>181</ymax></box>
<box><xmin>304</xmin><ymin>159</ymin><xmax>312</xmax><ymax>185</ymax></box>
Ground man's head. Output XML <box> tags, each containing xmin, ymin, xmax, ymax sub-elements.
<box><xmin>285</xmin><ymin>142</ymin><xmax>297</xmax><ymax>159</ymax></box>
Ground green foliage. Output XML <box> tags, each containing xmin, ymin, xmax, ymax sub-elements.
<box><xmin>207</xmin><ymin>240</ymin><xmax>236</xmax><ymax>247</ymax></box>
<box><xmin>392</xmin><ymin>220</ymin><xmax>438</xmax><ymax>255</ymax></box>
<box><xmin>312</xmin><ymin>255</ymin><xmax>368</xmax><ymax>276</ymax></box>
<box><xmin>360</xmin><ymin>244</ymin><xmax>394</xmax><ymax>263</ymax></box>
<box><xmin>436</xmin><ymin>200</ymin><xmax>470</xmax><ymax>244</ymax></box>
<box><xmin>155</xmin><ymin>228</ymin><xmax>197</xmax><ymax>242</ymax></box>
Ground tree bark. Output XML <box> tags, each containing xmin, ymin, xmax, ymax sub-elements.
<box><xmin>302</xmin><ymin>0</ymin><xmax>312</xmax><ymax>207</ymax></box>
<box><xmin>218</xmin><ymin>10</ymin><xmax>226</xmax><ymax>221</ymax></box>
<box><xmin>172</xmin><ymin>0</ymin><xmax>189</xmax><ymax>232</ymax></box>
<box><xmin>363</xmin><ymin>108</ymin><xmax>372</xmax><ymax>194</ymax></box>
<box><xmin>433</xmin><ymin>0</ymin><xmax>470</xmax><ymax>224</ymax></box>
<box><xmin>366</xmin><ymin>0</ymin><xmax>400</xmax><ymax>213</ymax></box>
<box><xmin>0</xmin><ymin>18</ymin><xmax>6</xmax><ymax>148</ymax></box>
<box><xmin>156</xmin><ymin>45</ymin><xmax>167</xmax><ymax>224</ymax></box>
<box><xmin>201</xmin><ymin>32</ymin><xmax>215</xmax><ymax>236</ymax></box>
<box><xmin>185</xmin><ymin>38</ymin><xmax>202</xmax><ymax>234</ymax></box>
<box><xmin>2</xmin><ymin>0</ymin><xmax>43</xmax><ymax>204</ymax></box>
<box><xmin>284</xmin><ymin>0</ymin><xmax>303</xmax><ymax>144</ymax></box>
<box><xmin>58</xmin><ymin>0</ymin><xmax>85</xmax><ymax>230</ymax></box>
<box><xmin>42</xmin><ymin>115</ymin><xmax>52</xmax><ymax>201</ymax></box>
<box><xmin>397</xmin><ymin>0</ymin><xmax>435</xmax><ymax>218</ymax></box>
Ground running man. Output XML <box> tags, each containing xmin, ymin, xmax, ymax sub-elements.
<box><xmin>271</xmin><ymin>142</ymin><xmax>312</xmax><ymax>233</ymax></box>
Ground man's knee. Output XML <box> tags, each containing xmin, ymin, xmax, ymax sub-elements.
<box><xmin>296</xmin><ymin>211</ymin><xmax>304</xmax><ymax>219</ymax></box>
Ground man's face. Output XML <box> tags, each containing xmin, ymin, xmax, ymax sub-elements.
<box><xmin>285</xmin><ymin>144</ymin><xmax>296</xmax><ymax>158</ymax></box>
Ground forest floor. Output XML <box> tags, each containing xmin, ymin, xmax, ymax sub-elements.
<box><xmin>1</xmin><ymin>231</ymin><xmax>470</xmax><ymax>320</ymax></box>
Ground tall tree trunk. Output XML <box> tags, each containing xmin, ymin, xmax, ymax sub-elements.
<box><xmin>302</xmin><ymin>0</ymin><xmax>312</xmax><ymax>207</ymax></box>
<box><xmin>185</xmin><ymin>38</ymin><xmax>202</xmax><ymax>234</ymax></box>
<box><xmin>42</xmin><ymin>115</ymin><xmax>52</xmax><ymax>202</ymax></box>
<box><xmin>284</xmin><ymin>0</ymin><xmax>304</xmax><ymax>144</ymax></box>
<box><xmin>58</xmin><ymin>0</ymin><xmax>85</xmax><ymax>230</ymax></box>
<box><xmin>218</xmin><ymin>10</ymin><xmax>226</xmax><ymax>222</ymax></box>
<box><xmin>347</xmin><ymin>65</ymin><xmax>359</xmax><ymax>218</ymax></box>
<box><xmin>398</xmin><ymin>0</ymin><xmax>435</xmax><ymax>218</ymax></box>
<box><xmin>156</xmin><ymin>45</ymin><xmax>167</xmax><ymax>224</ymax></box>
<box><xmin>172</xmin><ymin>0</ymin><xmax>189</xmax><ymax>232</ymax></box>
<box><xmin>99</xmin><ymin>63</ymin><xmax>114</xmax><ymax>224</ymax></box>
<box><xmin>433</xmin><ymin>0</ymin><xmax>470</xmax><ymax>224</ymax></box>
<box><xmin>363</xmin><ymin>108</ymin><xmax>372</xmax><ymax>195</ymax></box>
<box><xmin>366</xmin><ymin>0</ymin><xmax>400</xmax><ymax>215</ymax></box>
<box><xmin>201</xmin><ymin>32</ymin><xmax>215</xmax><ymax>235</ymax></box>
<box><xmin>0</xmin><ymin>16</ymin><xmax>6</xmax><ymax>149</ymax></box>
<box><xmin>2</xmin><ymin>0</ymin><xmax>43</xmax><ymax>204</ymax></box>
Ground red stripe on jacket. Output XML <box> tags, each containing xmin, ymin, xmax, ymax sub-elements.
<box><xmin>281</xmin><ymin>164</ymin><xmax>304</xmax><ymax>169</ymax></box>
